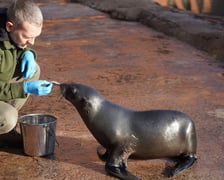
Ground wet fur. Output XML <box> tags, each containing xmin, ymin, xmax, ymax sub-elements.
<box><xmin>60</xmin><ymin>83</ymin><xmax>197</xmax><ymax>179</ymax></box>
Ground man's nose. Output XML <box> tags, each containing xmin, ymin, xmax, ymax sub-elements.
<box><xmin>27</xmin><ymin>38</ymin><xmax>35</xmax><ymax>45</ymax></box>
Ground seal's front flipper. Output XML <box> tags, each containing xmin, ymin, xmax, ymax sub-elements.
<box><xmin>97</xmin><ymin>146</ymin><xmax>109</xmax><ymax>161</ymax></box>
<box><xmin>169</xmin><ymin>155</ymin><xmax>197</xmax><ymax>177</ymax></box>
<box><xmin>105</xmin><ymin>164</ymin><xmax>138</xmax><ymax>180</ymax></box>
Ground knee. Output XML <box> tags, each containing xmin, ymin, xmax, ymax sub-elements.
<box><xmin>0</xmin><ymin>103</ymin><xmax>18</xmax><ymax>134</ymax></box>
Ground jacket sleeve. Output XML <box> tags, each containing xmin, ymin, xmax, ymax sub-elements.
<box><xmin>0</xmin><ymin>46</ymin><xmax>36</xmax><ymax>101</ymax></box>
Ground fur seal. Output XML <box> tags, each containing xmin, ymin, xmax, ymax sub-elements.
<box><xmin>60</xmin><ymin>83</ymin><xmax>197</xmax><ymax>180</ymax></box>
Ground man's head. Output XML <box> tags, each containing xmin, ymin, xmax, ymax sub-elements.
<box><xmin>6</xmin><ymin>0</ymin><xmax>43</xmax><ymax>49</ymax></box>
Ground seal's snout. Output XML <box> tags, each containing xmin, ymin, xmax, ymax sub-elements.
<box><xmin>59</xmin><ymin>83</ymin><xmax>78</xmax><ymax>102</ymax></box>
<box><xmin>59</xmin><ymin>84</ymin><xmax>68</xmax><ymax>98</ymax></box>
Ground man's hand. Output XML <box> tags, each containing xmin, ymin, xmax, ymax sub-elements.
<box><xmin>21</xmin><ymin>51</ymin><xmax>37</xmax><ymax>79</ymax></box>
<box><xmin>23</xmin><ymin>80</ymin><xmax>53</xmax><ymax>96</ymax></box>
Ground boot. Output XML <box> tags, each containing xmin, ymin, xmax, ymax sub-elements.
<box><xmin>0</xmin><ymin>128</ymin><xmax>23</xmax><ymax>148</ymax></box>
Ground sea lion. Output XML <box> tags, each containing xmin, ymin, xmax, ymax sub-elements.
<box><xmin>60</xmin><ymin>83</ymin><xmax>197</xmax><ymax>180</ymax></box>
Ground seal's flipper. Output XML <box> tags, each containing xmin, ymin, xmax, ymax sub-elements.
<box><xmin>105</xmin><ymin>163</ymin><xmax>138</xmax><ymax>180</ymax></box>
<box><xmin>97</xmin><ymin>146</ymin><xmax>109</xmax><ymax>161</ymax></box>
<box><xmin>169</xmin><ymin>155</ymin><xmax>197</xmax><ymax>177</ymax></box>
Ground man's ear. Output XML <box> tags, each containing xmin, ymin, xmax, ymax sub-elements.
<box><xmin>6</xmin><ymin>21</ymin><xmax>14</xmax><ymax>32</ymax></box>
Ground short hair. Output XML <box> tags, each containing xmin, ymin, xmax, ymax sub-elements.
<box><xmin>7</xmin><ymin>0</ymin><xmax>43</xmax><ymax>26</ymax></box>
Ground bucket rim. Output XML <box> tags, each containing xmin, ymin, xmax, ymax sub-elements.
<box><xmin>18</xmin><ymin>113</ymin><xmax>57</xmax><ymax>125</ymax></box>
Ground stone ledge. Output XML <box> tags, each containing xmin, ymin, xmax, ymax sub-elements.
<box><xmin>73</xmin><ymin>0</ymin><xmax>224</xmax><ymax>61</ymax></box>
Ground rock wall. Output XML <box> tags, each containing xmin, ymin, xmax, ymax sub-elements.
<box><xmin>153</xmin><ymin>0</ymin><xmax>224</xmax><ymax>16</ymax></box>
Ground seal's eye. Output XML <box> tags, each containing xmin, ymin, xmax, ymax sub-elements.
<box><xmin>81</xmin><ymin>97</ymin><xmax>88</xmax><ymax>105</ymax></box>
<box><xmin>72</xmin><ymin>88</ymin><xmax>77</xmax><ymax>96</ymax></box>
<box><xmin>81</xmin><ymin>97</ymin><xmax>92</xmax><ymax>109</ymax></box>
<box><xmin>81</xmin><ymin>97</ymin><xmax>91</xmax><ymax>115</ymax></box>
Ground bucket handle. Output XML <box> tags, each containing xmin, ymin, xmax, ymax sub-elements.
<box><xmin>44</xmin><ymin>124</ymin><xmax>59</xmax><ymax>148</ymax></box>
<box><xmin>21</xmin><ymin>124</ymin><xmax>27</xmax><ymax>136</ymax></box>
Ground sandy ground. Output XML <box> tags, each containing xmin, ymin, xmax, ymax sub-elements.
<box><xmin>0</xmin><ymin>1</ymin><xmax>223</xmax><ymax>180</ymax></box>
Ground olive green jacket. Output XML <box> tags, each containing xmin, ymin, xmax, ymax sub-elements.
<box><xmin>0</xmin><ymin>28</ymin><xmax>36</xmax><ymax>101</ymax></box>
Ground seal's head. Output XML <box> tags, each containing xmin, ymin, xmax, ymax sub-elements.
<box><xmin>60</xmin><ymin>83</ymin><xmax>77</xmax><ymax>103</ymax></box>
<box><xmin>60</xmin><ymin>83</ymin><xmax>104</xmax><ymax>118</ymax></box>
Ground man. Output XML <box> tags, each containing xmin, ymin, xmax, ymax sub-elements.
<box><xmin>0</xmin><ymin>0</ymin><xmax>53</xmax><ymax>148</ymax></box>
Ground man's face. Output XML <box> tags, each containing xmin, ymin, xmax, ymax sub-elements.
<box><xmin>6</xmin><ymin>21</ymin><xmax>42</xmax><ymax>49</ymax></box>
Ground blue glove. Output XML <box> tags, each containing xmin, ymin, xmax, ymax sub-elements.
<box><xmin>24</xmin><ymin>80</ymin><xmax>53</xmax><ymax>96</ymax></box>
<box><xmin>21</xmin><ymin>51</ymin><xmax>37</xmax><ymax>79</ymax></box>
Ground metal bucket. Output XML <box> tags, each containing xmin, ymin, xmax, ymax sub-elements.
<box><xmin>19</xmin><ymin>114</ymin><xmax>57</xmax><ymax>157</ymax></box>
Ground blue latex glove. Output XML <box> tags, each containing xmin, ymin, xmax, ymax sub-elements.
<box><xmin>24</xmin><ymin>80</ymin><xmax>53</xmax><ymax>96</ymax></box>
<box><xmin>21</xmin><ymin>51</ymin><xmax>37</xmax><ymax>79</ymax></box>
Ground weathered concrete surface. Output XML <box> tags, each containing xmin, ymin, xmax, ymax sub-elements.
<box><xmin>0</xmin><ymin>0</ymin><xmax>224</xmax><ymax>180</ymax></box>
<box><xmin>74</xmin><ymin>0</ymin><xmax>224</xmax><ymax>61</ymax></box>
